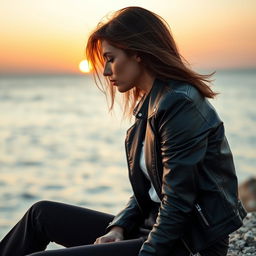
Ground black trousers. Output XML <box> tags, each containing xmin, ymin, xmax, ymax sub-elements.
<box><xmin>0</xmin><ymin>201</ymin><xmax>229</xmax><ymax>256</ymax></box>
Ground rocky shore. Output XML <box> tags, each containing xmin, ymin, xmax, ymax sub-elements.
<box><xmin>227</xmin><ymin>212</ymin><xmax>256</xmax><ymax>256</ymax></box>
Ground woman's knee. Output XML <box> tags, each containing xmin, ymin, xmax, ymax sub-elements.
<box><xmin>30</xmin><ymin>200</ymin><xmax>54</xmax><ymax>213</ymax></box>
<box><xmin>28</xmin><ymin>200</ymin><xmax>57</xmax><ymax>224</ymax></box>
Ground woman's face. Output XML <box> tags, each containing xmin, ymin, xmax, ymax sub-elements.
<box><xmin>101</xmin><ymin>40</ymin><xmax>143</xmax><ymax>93</ymax></box>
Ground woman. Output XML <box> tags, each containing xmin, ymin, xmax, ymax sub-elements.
<box><xmin>0</xmin><ymin>6</ymin><xmax>246</xmax><ymax>256</ymax></box>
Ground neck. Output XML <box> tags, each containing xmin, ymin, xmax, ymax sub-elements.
<box><xmin>136</xmin><ymin>70</ymin><xmax>155</xmax><ymax>94</ymax></box>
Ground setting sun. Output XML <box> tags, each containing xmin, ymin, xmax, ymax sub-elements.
<box><xmin>79</xmin><ymin>60</ymin><xmax>91</xmax><ymax>73</ymax></box>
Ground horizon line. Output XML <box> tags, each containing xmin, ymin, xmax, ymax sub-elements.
<box><xmin>0</xmin><ymin>67</ymin><xmax>256</xmax><ymax>77</ymax></box>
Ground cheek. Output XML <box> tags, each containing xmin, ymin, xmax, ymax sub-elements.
<box><xmin>116</xmin><ymin>61</ymin><xmax>140</xmax><ymax>79</ymax></box>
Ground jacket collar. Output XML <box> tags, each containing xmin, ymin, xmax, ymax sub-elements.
<box><xmin>133</xmin><ymin>91</ymin><xmax>150</xmax><ymax>119</ymax></box>
<box><xmin>133</xmin><ymin>78</ymin><xmax>169</xmax><ymax>119</ymax></box>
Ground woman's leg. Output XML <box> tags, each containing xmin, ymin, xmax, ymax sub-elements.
<box><xmin>0</xmin><ymin>200</ymin><xmax>114</xmax><ymax>256</ymax></box>
<box><xmin>27</xmin><ymin>237</ymin><xmax>145</xmax><ymax>256</ymax></box>
<box><xmin>26</xmin><ymin>235</ymin><xmax>229</xmax><ymax>256</ymax></box>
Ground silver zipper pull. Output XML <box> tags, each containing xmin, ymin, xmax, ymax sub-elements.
<box><xmin>195</xmin><ymin>203</ymin><xmax>210</xmax><ymax>227</ymax></box>
<box><xmin>195</xmin><ymin>203</ymin><xmax>201</xmax><ymax>211</ymax></box>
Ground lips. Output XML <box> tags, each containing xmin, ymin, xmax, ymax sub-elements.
<box><xmin>110</xmin><ymin>80</ymin><xmax>117</xmax><ymax>85</ymax></box>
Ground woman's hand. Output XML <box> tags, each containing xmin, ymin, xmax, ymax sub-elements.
<box><xmin>94</xmin><ymin>226</ymin><xmax>124</xmax><ymax>244</ymax></box>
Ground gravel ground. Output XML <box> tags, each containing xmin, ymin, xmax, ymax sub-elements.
<box><xmin>227</xmin><ymin>212</ymin><xmax>256</xmax><ymax>256</ymax></box>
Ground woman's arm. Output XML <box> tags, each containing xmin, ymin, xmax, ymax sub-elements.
<box><xmin>94</xmin><ymin>226</ymin><xmax>124</xmax><ymax>244</ymax></box>
<box><xmin>139</xmin><ymin>93</ymin><xmax>212</xmax><ymax>256</ymax></box>
<box><xmin>106</xmin><ymin>194</ymin><xmax>144</xmax><ymax>237</ymax></box>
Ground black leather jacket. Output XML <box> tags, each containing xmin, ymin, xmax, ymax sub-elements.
<box><xmin>106</xmin><ymin>78</ymin><xmax>246</xmax><ymax>255</ymax></box>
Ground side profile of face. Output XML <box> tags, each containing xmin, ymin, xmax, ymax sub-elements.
<box><xmin>101</xmin><ymin>40</ymin><xmax>143</xmax><ymax>93</ymax></box>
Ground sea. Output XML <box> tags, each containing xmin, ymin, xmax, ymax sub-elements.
<box><xmin>0</xmin><ymin>69</ymin><xmax>255</xmax><ymax>249</ymax></box>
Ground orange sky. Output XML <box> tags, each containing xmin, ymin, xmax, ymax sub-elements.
<box><xmin>0</xmin><ymin>0</ymin><xmax>255</xmax><ymax>74</ymax></box>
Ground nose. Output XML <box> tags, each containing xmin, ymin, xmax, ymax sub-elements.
<box><xmin>103</xmin><ymin>62</ymin><xmax>112</xmax><ymax>77</ymax></box>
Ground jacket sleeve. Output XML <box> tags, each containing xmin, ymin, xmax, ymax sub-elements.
<box><xmin>139</xmin><ymin>93</ymin><xmax>212</xmax><ymax>256</ymax></box>
<box><xmin>105</xmin><ymin>194</ymin><xmax>144</xmax><ymax>237</ymax></box>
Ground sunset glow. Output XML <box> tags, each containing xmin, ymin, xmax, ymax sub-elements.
<box><xmin>79</xmin><ymin>60</ymin><xmax>91</xmax><ymax>73</ymax></box>
<box><xmin>0</xmin><ymin>0</ymin><xmax>255</xmax><ymax>74</ymax></box>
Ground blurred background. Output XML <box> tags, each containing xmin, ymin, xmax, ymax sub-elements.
<box><xmin>0</xmin><ymin>0</ymin><xmax>255</xmax><ymax>249</ymax></box>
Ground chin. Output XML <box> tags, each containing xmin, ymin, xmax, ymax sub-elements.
<box><xmin>116</xmin><ymin>85</ymin><xmax>127</xmax><ymax>93</ymax></box>
<box><xmin>117</xmin><ymin>87</ymin><xmax>131</xmax><ymax>93</ymax></box>
<box><xmin>117</xmin><ymin>88</ymin><xmax>127</xmax><ymax>93</ymax></box>
<box><xmin>117</xmin><ymin>83</ymin><xmax>134</xmax><ymax>93</ymax></box>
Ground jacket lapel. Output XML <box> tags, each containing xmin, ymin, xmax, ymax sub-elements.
<box><xmin>144</xmin><ymin>79</ymin><xmax>167</xmax><ymax>200</ymax></box>
<box><xmin>125</xmin><ymin>95</ymin><xmax>152</xmax><ymax>213</ymax></box>
<box><xmin>125</xmin><ymin>78</ymin><xmax>168</xmax><ymax>207</ymax></box>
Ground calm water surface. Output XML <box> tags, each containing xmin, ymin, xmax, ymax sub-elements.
<box><xmin>0</xmin><ymin>70</ymin><xmax>255</xmax><ymax>249</ymax></box>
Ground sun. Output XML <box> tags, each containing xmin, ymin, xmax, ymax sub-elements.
<box><xmin>79</xmin><ymin>59</ymin><xmax>91</xmax><ymax>73</ymax></box>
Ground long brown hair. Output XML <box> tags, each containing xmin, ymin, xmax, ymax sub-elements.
<box><xmin>86</xmin><ymin>6</ymin><xmax>217</xmax><ymax>117</ymax></box>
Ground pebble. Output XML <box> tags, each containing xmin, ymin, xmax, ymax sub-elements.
<box><xmin>227</xmin><ymin>212</ymin><xmax>256</xmax><ymax>256</ymax></box>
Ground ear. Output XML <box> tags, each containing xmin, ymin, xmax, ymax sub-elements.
<box><xmin>135</xmin><ymin>55</ymin><xmax>141</xmax><ymax>63</ymax></box>
<box><xmin>130</xmin><ymin>52</ymin><xmax>141</xmax><ymax>62</ymax></box>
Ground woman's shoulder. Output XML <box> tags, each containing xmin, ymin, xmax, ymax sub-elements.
<box><xmin>165</xmin><ymin>80</ymin><xmax>203</xmax><ymax>102</ymax></box>
<box><xmin>151</xmin><ymin>79</ymin><xmax>220</xmax><ymax>123</ymax></box>
<box><xmin>154</xmin><ymin>79</ymin><xmax>204</xmax><ymax>108</ymax></box>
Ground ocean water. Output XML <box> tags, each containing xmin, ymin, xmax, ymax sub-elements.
<box><xmin>0</xmin><ymin>70</ymin><xmax>255</xmax><ymax>249</ymax></box>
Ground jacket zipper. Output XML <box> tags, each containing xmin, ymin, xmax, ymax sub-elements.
<box><xmin>153</xmin><ymin>148</ymin><xmax>162</xmax><ymax>197</ymax></box>
<box><xmin>150</xmin><ymin>122</ymin><xmax>163</xmax><ymax>197</ymax></box>
<box><xmin>125</xmin><ymin>139</ymin><xmax>144</xmax><ymax>213</ymax></box>
<box><xmin>181</xmin><ymin>238</ymin><xmax>198</xmax><ymax>256</ymax></box>
<box><xmin>195</xmin><ymin>203</ymin><xmax>210</xmax><ymax>227</ymax></box>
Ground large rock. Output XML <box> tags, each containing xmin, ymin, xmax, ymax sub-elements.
<box><xmin>238</xmin><ymin>177</ymin><xmax>256</xmax><ymax>212</ymax></box>
<box><xmin>227</xmin><ymin>212</ymin><xmax>256</xmax><ymax>256</ymax></box>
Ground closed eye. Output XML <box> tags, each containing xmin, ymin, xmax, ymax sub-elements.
<box><xmin>107</xmin><ymin>58</ymin><xmax>114</xmax><ymax>63</ymax></box>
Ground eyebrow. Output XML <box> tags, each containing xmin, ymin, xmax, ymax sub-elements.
<box><xmin>103</xmin><ymin>51</ymin><xmax>113</xmax><ymax>57</ymax></box>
